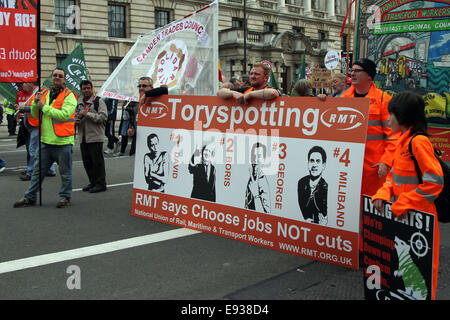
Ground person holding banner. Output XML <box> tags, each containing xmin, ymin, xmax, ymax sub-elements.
<box><xmin>13</xmin><ymin>68</ymin><xmax>77</xmax><ymax>209</ymax></box>
<box><xmin>217</xmin><ymin>63</ymin><xmax>280</xmax><ymax>104</ymax></box>
<box><xmin>339</xmin><ymin>59</ymin><xmax>397</xmax><ymax>198</ymax></box>
<box><xmin>120</xmin><ymin>77</ymin><xmax>153</xmax><ymax>157</ymax></box>
<box><xmin>372</xmin><ymin>91</ymin><xmax>443</xmax><ymax>300</ymax></box>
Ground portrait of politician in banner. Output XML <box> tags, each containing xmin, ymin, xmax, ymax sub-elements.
<box><xmin>189</xmin><ymin>144</ymin><xmax>216</xmax><ymax>202</ymax></box>
<box><xmin>144</xmin><ymin>133</ymin><xmax>168</xmax><ymax>192</ymax></box>
<box><xmin>245</xmin><ymin>142</ymin><xmax>271</xmax><ymax>214</ymax></box>
<box><xmin>297</xmin><ymin>146</ymin><xmax>328</xmax><ymax>225</ymax></box>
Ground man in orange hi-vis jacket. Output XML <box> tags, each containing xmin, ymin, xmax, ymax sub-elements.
<box><xmin>342</xmin><ymin>59</ymin><xmax>397</xmax><ymax>198</ymax></box>
<box><xmin>372</xmin><ymin>91</ymin><xmax>444</xmax><ymax>299</ymax></box>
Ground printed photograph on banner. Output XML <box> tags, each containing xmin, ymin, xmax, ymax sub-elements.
<box><xmin>268</xmin><ymin>137</ymin><xmax>364</xmax><ymax>232</ymax></box>
<box><xmin>362</xmin><ymin>196</ymin><xmax>434</xmax><ymax>300</ymax></box>
<box><xmin>133</xmin><ymin>126</ymin><xmax>365</xmax><ymax>233</ymax></box>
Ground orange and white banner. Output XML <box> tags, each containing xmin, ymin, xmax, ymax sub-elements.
<box><xmin>132</xmin><ymin>95</ymin><xmax>370</xmax><ymax>269</ymax></box>
<box><xmin>0</xmin><ymin>2</ymin><xmax>38</xmax><ymax>82</ymax></box>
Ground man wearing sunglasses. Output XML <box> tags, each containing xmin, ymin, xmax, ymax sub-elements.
<box><xmin>14</xmin><ymin>67</ymin><xmax>77</xmax><ymax>209</ymax></box>
<box><xmin>116</xmin><ymin>77</ymin><xmax>153</xmax><ymax>157</ymax></box>
<box><xmin>120</xmin><ymin>77</ymin><xmax>168</xmax><ymax>157</ymax></box>
<box><xmin>342</xmin><ymin>59</ymin><xmax>396</xmax><ymax>198</ymax></box>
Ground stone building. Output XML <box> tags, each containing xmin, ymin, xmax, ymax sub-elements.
<box><xmin>40</xmin><ymin>0</ymin><xmax>352</xmax><ymax>93</ymax></box>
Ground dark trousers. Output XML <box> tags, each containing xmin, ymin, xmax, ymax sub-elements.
<box><xmin>119</xmin><ymin>132</ymin><xmax>136</xmax><ymax>156</ymax></box>
<box><xmin>7</xmin><ymin>114</ymin><xmax>16</xmax><ymax>135</ymax></box>
<box><xmin>80</xmin><ymin>142</ymin><xmax>106</xmax><ymax>188</ymax></box>
<box><xmin>105</xmin><ymin>120</ymin><xmax>119</xmax><ymax>149</ymax></box>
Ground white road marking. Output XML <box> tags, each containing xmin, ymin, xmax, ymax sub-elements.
<box><xmin>0</xmin><ymin>228</ymin><xmax>201</xmax><ymax>274</ymax></box>
<box><xmin>72</xmin><ymin>182</ymin><xmax>133</xmax><ymax>192</ymax></box>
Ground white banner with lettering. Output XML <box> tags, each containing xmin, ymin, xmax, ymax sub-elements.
<box><xmin>99</xmin><ymin>0</ymin><xmax>218</xmax><ymax>101</ymax></box>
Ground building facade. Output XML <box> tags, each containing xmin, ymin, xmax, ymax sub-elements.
<box><xmin>40</xmin><ymin>0</ymin><xmax>352</xmax><ymax>93</ymax></box>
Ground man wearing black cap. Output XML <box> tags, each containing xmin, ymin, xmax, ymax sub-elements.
<box><xmin>342</xmin><ymin>58</ymin><xmax>398</xmax><ymax>256</ymax></box>
<box><xmin>342</xmin><ymin>58</ymin><xmax>397</xmax><ymax>199</ymax></box>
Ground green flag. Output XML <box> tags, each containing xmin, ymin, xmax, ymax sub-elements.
<box><xmin>0</xmin><ymin>82</ymin><xmax>19</xmax><ymax>102</ymax></box>
<box><xmin>268</xmin><ymin>69</ymin><xmax>281</xmax><ymax>91</ymax></box>
<box><xmin>299</xmin><ymin>53</ymin><xmax>306</xmax><ymax>80</ymax></box>
<box><xmin>43</xmin><ymin>43</ymin><xmax>88</xmax><ymax>96</ymax></box>
<box><xmin>291</xmin><ymin>53</ymin><xmax>306</xmax><ymax>96</ymax></box>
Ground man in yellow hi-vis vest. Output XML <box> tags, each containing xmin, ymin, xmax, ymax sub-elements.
<box><xmin>3</xmin><ymin>97</ymin><xmax>16</xmax><ymax>136</ymax></box>
<box><xmin>14</xmin><ymin>68</ymin><xmax>77</xmax><ymax>209</ymax></box>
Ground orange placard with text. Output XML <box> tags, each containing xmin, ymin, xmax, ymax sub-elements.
<box><xmin>132</xmin><ymin>95</ymin><xmax>370</xmax><ymax>269</ymax></box>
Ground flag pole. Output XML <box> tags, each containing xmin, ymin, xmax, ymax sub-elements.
<box><xmin>243</xmin><ymin>0</ymin><xmax>247</xmax><ymax>74</ymax></box>
<box><xmin>37</xmin><ymin>0</ymin><xmax>42</xmax><ymax>206</ymax></box>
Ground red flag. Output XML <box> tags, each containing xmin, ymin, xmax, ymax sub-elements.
<box><xmin>340</xmin><ymin>0</ymin><xmax>356</xmax><ymax>38</ymax></box>
<box><xmin>0</xmin><ymin>3</ymin><xmax>38</xmax><ymax>82</ymax></box>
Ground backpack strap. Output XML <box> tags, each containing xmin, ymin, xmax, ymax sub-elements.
<box><xmin>93</xmin><ymin>96</ymin><xmax>100</xmax><ymax>112</ymax></box>
<box><xmin>408</xmin><ymin>133</ymin><xmax>426</xmax><ymax>184</ymax></box>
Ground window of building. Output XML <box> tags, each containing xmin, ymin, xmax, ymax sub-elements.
<box><xmin>292</xmin><ymin>26</ymin><xmax>304</xmax><ymax>34</ymax></box>
<box><xmin>263</xmin><ymin>22</ymin><xmax>276</xmax><ymax>33</ymax></box>
<box><xmin>155</xmin><ymin>9</ymin><xmax>171</xmax><ymax>29</ymax></box>
<box><xmin>54</xmin><ymin>0</ymin><xmax>77</xmax><ymax>34</ymax></box>
<box><xmin>232</xmin><ymin>18</ymin><xmax>244</xmax><ymax>29</ymax></box>
<box><xmin>108</xmin><ymin>4</ymin><xmax>126</xmax><ymax>38</ymax></box>
<box><xmin>56</xmin><ymin>54</ymin><xmax>68</xmax><ymax>66</ymax></box>
<box><xmin>318</xmin><ymin>30</ymin><xmax>327</xmax><ymax>40</ymax></box>
<box><xmin>312</xmin><ymin>0</ymin><xmax>325</xmax><ymax>10</ymax></box>
<box><xmin>109</xmin><ymin>57</ymin><xmax>123</xmax><ymax>74</ymax></box>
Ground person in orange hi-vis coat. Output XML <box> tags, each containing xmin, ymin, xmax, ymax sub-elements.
<box><xmin>340</xmin><ymin>59</ymin><xmax>398</xmax><ymax>255</ymax></box>
<box><xmin>341</xmin><ymin>59</ymin><xmax>398</xmax><ymax>198</ymax></box>
<box><xmin>372</xmin><ymin>92</ymin><xmax>444</xmax><ymax>300</ymax></box>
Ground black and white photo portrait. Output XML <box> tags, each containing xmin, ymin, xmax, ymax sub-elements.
<box><xmin>297</xmin><ymin>146</ymin><xmax>328</xmax><ymax>225</ymax></box>
<box><xmin>188</xmin><ymin>144</ymin><xmax>216</xmax><ymax>202</ymax></box>
<box><xmin>144</xmin><ymin>133</ymin><xmax>168</xmax><ymax>192</ymax></box>
<box><xmin>245</xmin><ymin>142</ymin><xmax>271</xmax><ymax>213</ymax></box>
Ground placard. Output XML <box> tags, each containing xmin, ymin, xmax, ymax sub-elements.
<box><xmin>0</xmin><ymin>2</ymin><xmax>38</xmax><ymax>82</ymax></box>
<box><xmin>131</xmin><ymin>95</ymin><xmax>370</xmax><ymax>269</ymax></box>
<box><xmin>362</xmin><ymin>195</ymin><xmax>434</xmax><ymax>300</ymax></box>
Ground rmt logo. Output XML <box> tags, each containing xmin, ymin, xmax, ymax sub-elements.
<box><xmin>320</xmin><ymin>106</ymin><xmax>365</xmax><ymax>131</ymax></box>
<box><xmin>140</xmin><ymin>101</ymin><xmax>168</xmax><ymax>119</ymax></box>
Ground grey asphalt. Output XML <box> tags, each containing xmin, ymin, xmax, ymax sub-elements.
<box><xmin>0</xmin><ymin>121</ymin><xmax>449</xmax><ymax>303</ymax></box>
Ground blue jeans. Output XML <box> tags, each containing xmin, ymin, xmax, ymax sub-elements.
<box><xmin>27</xmin><ymin>127</ymin><xmax>56</xmax><ymax>177</ymax></box>
<box><xmin>25</xmin><ymin>143</ymin><xmax>73</xmax><ymax>201</ymax></box>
